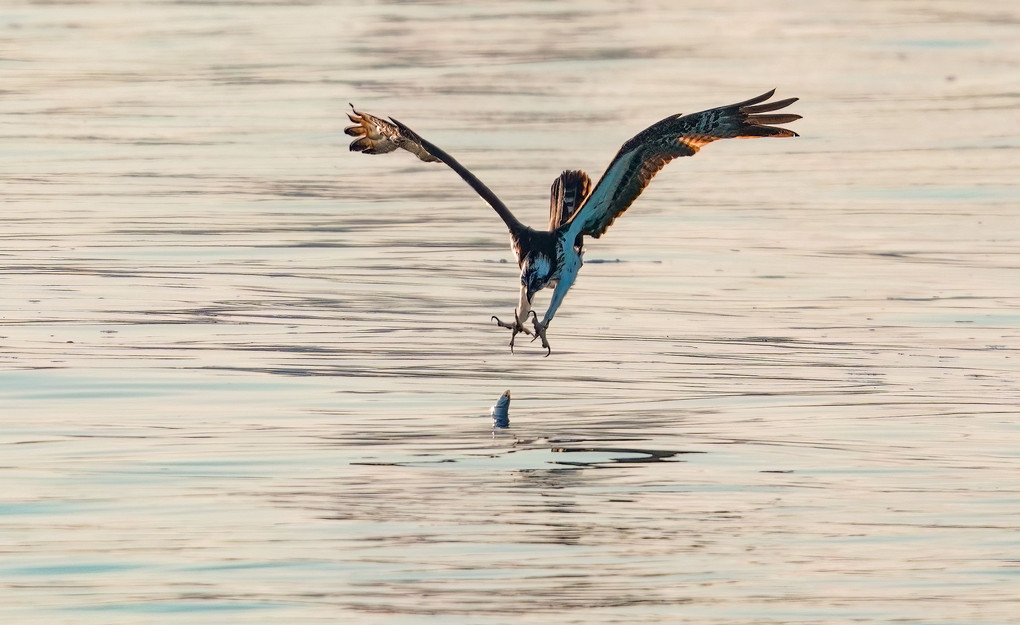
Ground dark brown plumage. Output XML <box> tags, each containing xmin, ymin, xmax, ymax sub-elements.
<box><xmin>568</xmin><ymin>89</ymin><xmax>800</xmax><ymax>239</ymax></box>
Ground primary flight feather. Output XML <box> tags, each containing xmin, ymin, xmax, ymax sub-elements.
<box><xmin>346</xmin><ymin>89</ymin><xmax>800</xmax><ymax>355</ymax></box>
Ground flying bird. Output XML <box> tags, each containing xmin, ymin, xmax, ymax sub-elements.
<box><xmin>345</xmin><ymin>90</ymin><xmax>800</xmax><ymax>355</ymax></box>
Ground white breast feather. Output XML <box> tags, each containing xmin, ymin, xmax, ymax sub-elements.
<box><xmin>558</xmin><ymin>244</ymin><xmax>582</xmax><ymax>285</ymax></box>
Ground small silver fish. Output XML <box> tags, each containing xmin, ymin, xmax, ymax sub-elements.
<box><xmin>490</xmin><ymin>390</ymin><xmax>511</xmax><ymax>428</ymax></box>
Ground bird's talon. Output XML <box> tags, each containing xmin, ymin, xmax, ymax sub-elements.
<box><xmin>493</xmin><ymin>313</ymin><xmax>536</xmax><ymax>354</ymax></box>
<box><xmin>529</xmin><ymin>312</ymin><xmax>552</xmax><ymax>356</ymax></box>
<box><xmin>491</xmin><ymin>315</ymin><xmax>531</xmax><ymax>335</ymax></box>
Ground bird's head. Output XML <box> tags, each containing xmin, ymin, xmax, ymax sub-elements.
<box><xmin>521</xmin><ymin>253</ymin><xmax>553</xmax><ymax>303</ymax></box>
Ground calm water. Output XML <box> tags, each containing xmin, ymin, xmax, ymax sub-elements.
<box><xmin>2</xmin><ymin>1</ymin><xmax>1019</xmax><ymax>623</ymax></box>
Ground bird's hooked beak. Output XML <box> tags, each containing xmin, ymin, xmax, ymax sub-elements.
<box><xmin>526</xmin><ymin>285</ymin><xmax>536</xmax><ymax>304</ymax></box>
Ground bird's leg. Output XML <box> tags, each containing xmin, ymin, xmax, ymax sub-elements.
<box><xmin>529</xmin><ymin>311</ymin><xmax>551</xmax><ymax>356</ymax></box>
<box><xmin>491</xmin><ymin>284</ymin><xmax>533</xmax><ymax>353</ymax></box>
<box><xmin>491</xmin><ymin>313</ymin><xmax>532</xmax><ymax>353</ymax></box>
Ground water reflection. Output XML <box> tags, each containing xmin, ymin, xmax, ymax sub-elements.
<box><xmin>351</xmin><ymin>444</ymin><xmax>697</xmax><ymax>468</ymax></box>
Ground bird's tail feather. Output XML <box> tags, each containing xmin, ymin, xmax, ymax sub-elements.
<box><xmin>549</xmin><ymin>170</ymin><xmax>593</xmax><ymax>230</ymax></box>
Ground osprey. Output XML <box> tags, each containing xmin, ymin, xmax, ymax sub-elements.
<box><xmin>345</xmin><ymin>90</ymin><xmax>800</xmax><ymax>355</ymax></box>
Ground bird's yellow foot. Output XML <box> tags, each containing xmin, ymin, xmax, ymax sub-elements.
<box><xmin>491</xmin><ymin>314</ymin><xmax>532</xmax><ymax>353</ymax></box>
<box><xmin>529</xmin><ymin>311</ymin><xmax>552</xmax><ymax>357</ymax></box>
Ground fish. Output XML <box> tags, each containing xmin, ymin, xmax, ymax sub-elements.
<box><xmin>490</xmin><ymin>390</ymin><xmax>511</xmax><ymax>428</ymax></box>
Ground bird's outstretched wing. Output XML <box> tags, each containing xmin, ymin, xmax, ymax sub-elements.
<box><xmin>548</xmin><ymin>170</ymin><xmax>593</xmax><ymax>230</ymax></box>
<box><xmin>346</xmin><ymin>105</ymin><xmax>522</xmax><ymax>231</ymax></box>
<box><xmin>564</xmin><ymin>89</ymin><xmax>800</xmax><ymax>239</ymax></box>
<box><xmin>346</xmin><ymin>106</ymin><xmax>440</xmax><ymax>162</ymax></box>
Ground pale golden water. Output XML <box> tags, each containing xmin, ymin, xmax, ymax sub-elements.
<box><xmin>2</xmin><ymin>1</ymin><xmax>1018</xmax><ymax>623</ymax></box>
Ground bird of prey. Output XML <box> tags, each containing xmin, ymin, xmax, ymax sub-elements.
<box><xmin>345</xmin><ymin>90</ymin><xmax>800</xmax><ymax>355</ymax></box>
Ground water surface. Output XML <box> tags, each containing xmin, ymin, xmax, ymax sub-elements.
<box><xmin>2</xmin><ymin>1</ymin><xmax>1018</xmax><ymax>623</ymax></box>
